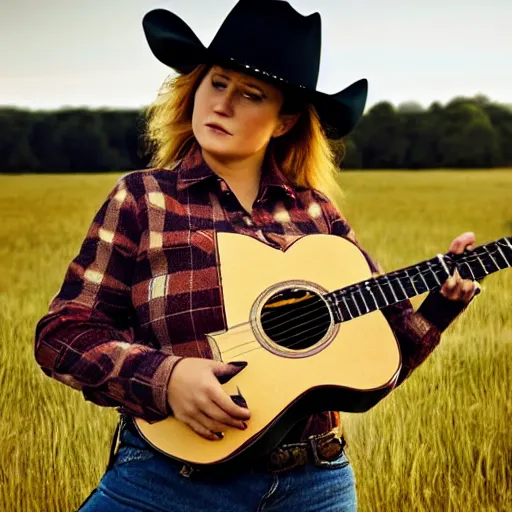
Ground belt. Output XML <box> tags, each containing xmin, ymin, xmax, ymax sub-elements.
<box><xmin>122</xmin><ymin>416</ymin><xmax>346</xmax><ymax>476</ymax></box>
<box><xmin>251</xmin><ymin>429</ymin><xmax>347</xmax><ymax>473</ymax></box>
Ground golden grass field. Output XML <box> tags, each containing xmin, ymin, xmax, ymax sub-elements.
<box><xmin>0</xmin><ymin>170</ymin><xmax>510</xmax><ymax>511</ymax></box>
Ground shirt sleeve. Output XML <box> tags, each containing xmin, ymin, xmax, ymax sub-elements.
<box><xmin>316</xmin><ymin>192</ymin><xmax>472</xmax><ymax>386</ymax></box>
<box><xmin>34</xmin><ymin>176</ymin><xmax>182</xmax><ymax>423</ymax></box>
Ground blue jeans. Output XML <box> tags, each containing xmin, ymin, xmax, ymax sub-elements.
<box><xmin>78</xmin><ymin>422</ymin><xmax>357</xmax><ymax>512</ymax></box>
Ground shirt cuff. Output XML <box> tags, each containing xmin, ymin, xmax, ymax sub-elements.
<box><xmin>151</xmin><ymin>355</ymin><xmax>184</xmax><ymax>419</ymax></box>
<box><xmin>417</xmin><ymin>290</ymin><xmax>470</xmax><ymax>332</ymax></box>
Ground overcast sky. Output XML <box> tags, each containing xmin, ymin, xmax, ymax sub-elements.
<box><xmin>2</xmin><ymin>0</ymin><xmax>511</xmax><ymax>111</ymax></box>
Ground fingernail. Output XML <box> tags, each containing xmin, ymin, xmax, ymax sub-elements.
<box><xmin>214</xmin><ymin>432</ymin><xmax>224</xmax><ymax>439</ymax></box>
<box><xmin>228</xmin><ymin>361</ymin><xmax>248</xmax><ymax>368</ymax></box>
<box><xmin>241</xmin><ymin>422</ymin><xmax>248</xmax><ymax>429</ymax></box>
<box><xmin>216</xmin><ymin>362</ymin><xmax>249</xmax><ymax>384</ymax></box>
<box><xmin>231</xmin><ymin>394</ymin><xmax>248</xmax><ymax>408</ymax></box>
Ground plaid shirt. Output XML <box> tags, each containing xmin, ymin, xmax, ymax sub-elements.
<box><xmin>34</xmin><ymin>142</ymin><xmax>467</xmax><ymax>442</ymax></box>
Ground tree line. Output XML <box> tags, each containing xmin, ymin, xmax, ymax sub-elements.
<box><xmin>1</xmin><ymin>94</ymin><xmax>511</xmax><ymax>173</ymax></box>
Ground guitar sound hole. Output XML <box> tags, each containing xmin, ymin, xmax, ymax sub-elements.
<box><xmin>260</xmin><ymin>288</ymin><xmax>331</xmax><ymax>351</ymax></box>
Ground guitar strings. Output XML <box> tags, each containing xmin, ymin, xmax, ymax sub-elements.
<box><xmin>220</xmin><ymin>244</ymin><xmax>510</xmax><ymax>359</ymax></box>
<box><xmin>229</xmin><ymin>244</ymin><xmax>500</xmax><ymax>337</ymax></box>
<box><xmin>226</xmin><ymin>245</ymin><xmax>507</xmax><ymax>337</ymax></box>
<box><xmin>225</xmin><ymin>272</ymin><xmax>508</xmax><ymax>358</ymax></box>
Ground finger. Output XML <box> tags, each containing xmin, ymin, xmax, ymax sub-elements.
<box><xmin>452</xmin><ymin>283</ymin><xmax>465</xmax><ymax>301</ymax></box>
<box><xmin>186</xmin><ymin>418</ymin><xmax>222</xmax><ymax>441</ymax></box>
<box><xmin>460</xmin><ymin>280</ymin><xmax>477</xmax><ymax>302</ymax></box>
<box><xmin>452</xmin><ymin>269</ymin><xmax>462</xmax><ymax>281</ymax></box>
<box><xmin>443</xmin><ymin>278</ymin><xmax>473</xmax><ymax>302</ymax></box>
<box><xmin>441</xmin><ymin>267</ymin><xmax>464</xmax><ymax>295</ymax></box>
<box><xmin>451</xmin><ymin>273</ymin><xmax>469</xmax><ymax>300</ymax></box>
<box><xmin>196</xmin><ymin>409</ymin><xmax>245</xmax><ymax>435</ymax></box>
<box><xmin>440</xmin><ymin>275</ymin><xmax>457</xmax><ymax>298</ymax></box>
<box><xmin>201</xmin><ymin>401</ymin><xmax>248</xmax><ymax>430</ymax></box>
<box><xmin>461</xmin><ymin>289</ymin><xmax>475</xmax><ymax>303</ymax></box>
<box><xmin>449</xmin><ymin>232</ymin><xmax>476</xmax><ymax>254</ymax></box>
<box><xmin>210</xmin><ymin>386</ymin><xmax>251</xmax><ymax>420</ymax></box>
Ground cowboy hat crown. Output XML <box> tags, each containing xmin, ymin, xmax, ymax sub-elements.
<box><xmin>143</xmin><ymin>0</ymin><xmax>368</xmax><ymax>139</ymax></box>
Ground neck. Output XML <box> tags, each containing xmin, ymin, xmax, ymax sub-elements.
<box><xmin>201</xmin><ymin>148</ymin><xmax>265</xmax><ymax>188</ymax></box>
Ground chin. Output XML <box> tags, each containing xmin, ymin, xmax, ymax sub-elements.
<box><xmin>196</xmin><ymin>133</ymin><xmax>242</xmax><ymax>160</ymax></box>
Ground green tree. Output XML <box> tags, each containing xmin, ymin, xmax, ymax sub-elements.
<box><xmin>0</xmin><ymin>109</ymin><xmax>39</xmax><ymax>172</ymax></box>
<box><xmin>351</xmin><ymin>102</ymin><xmax>409</xmax><ymax>169</ymax></box>
<box><xmin>437</xmin><ymin>101</ymin><xmax>501</xmax><ymax>168</ymax></box>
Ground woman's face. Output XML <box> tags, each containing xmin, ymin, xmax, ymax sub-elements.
<box><xmin>192</xmin><ymin>65</ymin><xmax>297</xmax><ymax>162</ymax></box>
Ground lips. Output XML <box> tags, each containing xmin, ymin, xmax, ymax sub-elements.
<box><xmin>205</xmin><ymin>123</ymin><xmax>231</xmax><ymax>135</ymax></box>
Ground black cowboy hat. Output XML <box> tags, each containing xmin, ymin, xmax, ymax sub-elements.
<box><xmin>142</xmin><ymin>0</ymin><xmax>368</xmax><ymax>139</ymax></box>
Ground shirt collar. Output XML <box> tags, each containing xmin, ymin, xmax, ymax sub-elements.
<box><xmin>176</xmin><ymin>140</ymin><xmax>297</xmax><ymax>203</ymax></box>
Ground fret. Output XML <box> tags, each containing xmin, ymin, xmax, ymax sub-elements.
<box><xmin>400</xmin><ymin>276</ymin><xmax>416</xmax><ymax>297</ymax></box>
<box><xmin>384</xmin><ymin>275</ymin><xmax>398</xmax><ymax>302</ymax></box>
<box><xmin>428</xmin><ymin>262</ymin><xmax>442</xmax><ymax>286</ymax></box>
<box><xmin>330</xmin><ymin>293</ymin><xmax>345</xmax><ymax>322</ymax></box>
<box><xmin>475</xmin><ymin>254</ymin><xmax>489</xmax><ymax>275</ymax></box>
<box><xmin>373</xmin><ymin>281</ymin><xmax>390</xmax><ymax>306</ymax></box>
<box><xmin>481</xmin><ymin>247</ymin><xmax>500</xmax><ymax>274</ymax></box>
<box><xmin>404</xmin><ymin>268</ymin><xmax>419</xmax><ymax>295</ymax></box>
<box><xmin>341</xmin><ymin>295</ymin><xmax>356</xmax><ymax>319</ymax></box>
<box><xmin>350</xmin><ymin>294</ymin><xmax>362</xmax><ymax>316</ymax></box>
<box><xmin>483</xmin><ymin>249</ymin><xmax>500</xmax><ymax>272</ymax></box>
<box><xmin>424</xmin><ymin>261</ymin><xmax>442</xmax><ymax>288</ymax></box>
<box><xmin>340</xmin><ymin>294</ymin><xmax>353</xmax><ymax>320</ymax></box>
<box><xmin>331</xmin><ymin>296</ymin><xmax>345</xmax><ymax>322</ymax></box>
<box><xmin>409</xmin><ymin>269</ymin><xmax>428</xmax><ymax>294</ymax></box>
<box><xmin>417</xmin><ymin>264</ymin><xmax>430</xmax><ymax>290</ymax></box>
<box><xmin>395</xmin><ymin>275</ymin><xmax>409</xmax><ymax>299</ymax></box>
<box><xmin>389</xmin><ymin>276</ymin><xmax>400</xmax><ymax>302</ymax></box>
<box><xmin>433</xmin><ymin>267</ymin><xmax>446</xmax><ymax>286</ymax></box>
<box><xmin>352</xmin><ymin>288</ymin><xmax>367</xmax><ymax>314</ymax></box>
<box><xmin>461</xmin><ymin>260</ymin><xmax>476</xmax><ymax>281</ymax></box>
<box><xmin>437</xmin><ymin>254</ymin><xmax>451</xmax><ymax>279</ymax></box>
<box><xmin>505</xmin><ymin>238</ymin><xmax>512</xmax><ymax>251</ymax></box>
<box><xmin>496</xmin><ymin>243</ymin><xmax>511</xmax><ymax>267</ymax></box>
<box><xmin>357</xmin><ymin>288</ymin><xmax>370</xmax><ymax>313</ymax></box>
<box><xmin>365</xmin><ymin>282</ymin><xmax>379</xmax><ymax>309</ymax></box>
<box><xmin>327</xmin><ymin>296</ymin><xmax>337</xmax><ymax>321</ymax></box>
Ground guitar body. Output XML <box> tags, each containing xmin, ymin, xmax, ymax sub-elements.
<box><xmin>135</xmin><ymin>232</ymin><xmax>401</xmax><ymax>466</ymax></box>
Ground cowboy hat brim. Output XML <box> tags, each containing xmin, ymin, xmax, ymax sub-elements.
<box><xmin>142</xmin><ymin>9</ymin><xmax>367</xmax><ymax>139</ymax></box>
<box><xmin>143</xmin><ymin>9</ymin><xmax>207</xmax><ymax>74</ymax></box>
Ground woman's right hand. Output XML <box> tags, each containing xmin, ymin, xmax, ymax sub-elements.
<box><xmin>167</xmin><ymin>358</ymin><xmax>251</xmax><ymax>440</ymax></box>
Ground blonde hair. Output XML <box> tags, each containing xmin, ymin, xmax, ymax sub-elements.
<box><xmin>144</xmin><ymin>64</ymin><xmax>344</xmax><ymax>207</ymax></box>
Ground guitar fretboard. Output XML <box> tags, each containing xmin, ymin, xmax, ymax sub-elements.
<box><xmin>325</xmin><ymin>237</ymin><xmax>511</xmax><ymax>323</ymax></box>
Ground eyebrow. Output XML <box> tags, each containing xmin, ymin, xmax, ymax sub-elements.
<box><xmin>213</xmin><ymin>73</ymin><xmax>266</xmax><ymax>95</ymax></box>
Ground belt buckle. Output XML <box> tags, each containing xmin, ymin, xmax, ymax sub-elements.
<box><xmin>308</xmin><ymin>431</ymin><xmax>343</xmax><ymax>467</ymax></box>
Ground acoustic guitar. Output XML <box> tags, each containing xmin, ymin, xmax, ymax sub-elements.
<box><xmin>134</xmin><ymin>233</ymin><xmax>511</xmax><ymax>467</ymax></box>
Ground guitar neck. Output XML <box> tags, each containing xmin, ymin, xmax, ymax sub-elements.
<box><xmin>326</xmin><ymin>236</ymin><xmax>512</xmax><ymax>322</ymax></box>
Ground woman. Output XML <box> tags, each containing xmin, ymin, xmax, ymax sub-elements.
<box><xmin>34</xmin><ymin>1</ymin><xmax>479</xmax><ymax>511</ymax></box>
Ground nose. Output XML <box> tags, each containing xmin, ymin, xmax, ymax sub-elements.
<box><xmin>213</xmin><ymin>89</ymin><xmax>235</xmax><ymax>117</ymax></box>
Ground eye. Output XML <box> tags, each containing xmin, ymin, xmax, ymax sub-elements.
<box><xmin>212</xmin><ymin>80</ymin><xmax>226</xmax><ymax>90</ymax></box>
<box><xmin>242</xmin><ymin>92</ymin><xmax>264</xmax><ymax>102</ymax></box>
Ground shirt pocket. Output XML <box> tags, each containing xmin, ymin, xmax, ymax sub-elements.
<box><xmin>143</xmin><ymin>229</ymin><xmax>216</xmax><ymax>277</ymax></box>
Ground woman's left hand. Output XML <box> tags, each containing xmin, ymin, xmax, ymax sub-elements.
<box><xmin>439</xmin><ymin>231</ymin><xmax>480</xmax><ymax>304</ymax></box>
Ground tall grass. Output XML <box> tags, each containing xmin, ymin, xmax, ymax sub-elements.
<box><xmin>0</xmin><ymin>170</ymin><xmax>510</xmax><ymax>511</ymax></box>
